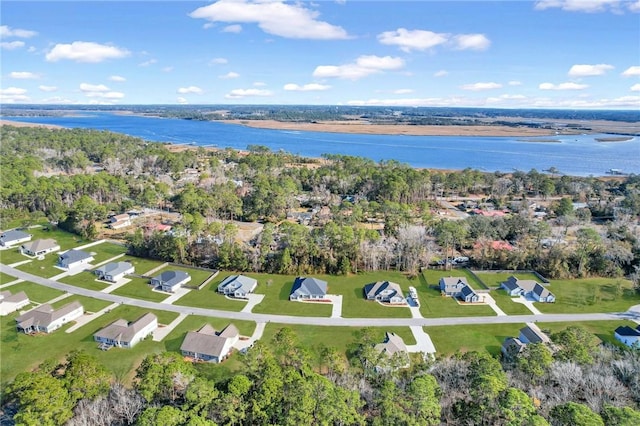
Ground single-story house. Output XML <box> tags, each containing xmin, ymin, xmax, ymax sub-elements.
<box><xmin>502</xmin><ymin>323</ymin><xmax>552</xmax><ymax>359</ymax></box>
<box><xmin>0</xmin><ymin>229</ymin><xmax>32</xmax><ymax>247</ymax></box>
<box><xmin>109</xmin><ymin>214</ymin><xmax>131</xmax><ymax>230</ymax></box>
<box><xmin>439</xmin><ymin>277</ymin><xmax>480</xmax><ymax>303</ymax></box>
<box><xmin>151</xmin><ymin>270</ymin><xmax>191</xmax><ymax>293</ymax></box>
<box><xmin>0</xmin><ymin>290</ymin><xmax>30</xmax><ymax>316</ymax></box>
<box><xmin>94</xmin><ymin>261</ymin><xmax>134</xmax><ymax>282</ymax></box>
<box><xmin>16</xmin><ymin>301</ymin><xmax>84</xmax><ymax>334</ymax></box>
<box><xmin>217</xmin><ymin>274</ymin><xmax>258</xmax><ymax>299</ymax></box>
<box><xmin>57</xmin><ymin>249</ymin><xmax>94</xmax><ymax>269</ymax></box>
<box><xmin>363</xmin><ymin>281</ymin><xmax>405</xmax><ymax>304</ymax></box>
<box><xmin>180</xmin><ymin>323</ymin><xmax>240</xmax><ymax>363</ymax></box>
<box><xmin>500</xmin><ymin>276</ymin><xmax>555</xmax><ymax>303</ymax></box>
<box><xmin>501</xmin><ymin>337</ymin><xmax>526</xmax><ymax>359</ymax></box>
<box><xmin>20</xmin><ymin>238</ymin><xmax>60</xmax><ymax>257</ymax></box>
<box><xmin>94</xmin><ymin>313</ymin><xmax>157</xmax><ymax>349</ymax></box>
<box><xmin>374</xmin><ymin>332</ymin><xmax>410</xmax><ymax>370</ymax></box>
<box><xmin>289</xmin><ymin>276</ymin><xmax>328</xmax><ymax>300</ymax></box>
<box><xmin>614</xmin><ymin>325</ymin><xmax>640</xmax><ymax>348</ymax></box>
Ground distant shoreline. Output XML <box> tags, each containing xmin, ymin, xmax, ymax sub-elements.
<box><xmin>0</xmin><ymin>119</ymin><xmax>64</xmax><ymax>129</ymax></box>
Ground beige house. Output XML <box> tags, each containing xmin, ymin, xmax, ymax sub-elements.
<box><xmin>180</xmin><ymin>323</ymin><xmax>239</xmax><ymax>363</ymax></box>
<box><xmin>16</xmin><ymin>301</ymin><xmax>83</xmax><ymax>333</ymax></box>
<box><xmin>0</xmin><ymin>290</ymin><xmax>30</xmax><ymax>316</ymax></box>
<box><xmin>94</xmin><ymin>313</ymin><xmax>158</xmax><ymax>349</ymax></box>
<box><xmin>20</xmin><ymin>239</ymin><xmax>60</xmax><ymax>257</ymax></box>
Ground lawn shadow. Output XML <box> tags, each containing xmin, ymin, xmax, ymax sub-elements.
<box><xmin>278</xmin><ymin>280</ymin><xmax>293</xmax><ymax>301</ymax></box>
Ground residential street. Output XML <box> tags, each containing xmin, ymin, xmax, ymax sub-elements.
<box><xmin>2</xmin><ymin>263</ymin><xmax>639</xmax><ymax>328</ymax></box>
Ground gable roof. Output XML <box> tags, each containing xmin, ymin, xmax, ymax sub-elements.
<box><xmin>0</xmin><ymin>290</ymin><xmax>29</xmax><ymax>304</ymax></box>
<box><xmin>440</xmin><ymin>276</ymin><xmax>468</xmax><ymax>287</ymax></box>
<box><xmin>21</xmin><ymin>238</ymin><xmax>58</xmax><ymax>252</ymax></box>
<box><xmin>153</xmin><ymin>270</ymin><xmax>190</xmax><ymax>287</ymax></box>
<box><xmin>95</xmin><ymin>261</ymin><xmax>134</xmax><ymax>277</ymax></box>
<box><xmin>94</xmin><ymin>313</ymin><xmax>157</xmax><ymax>343</ymax></box>
<box><xmin>364</xmin><ymin>281</ymin><xmax>403</xmax><ymax>299</ymax></box>
<box><xmin>180</xmin><ymin>323</ymin><xmax>239</xmax><ymax>359</ymax></box>
<box><xmin>502</xmin><ymin>276</ymin><xmax>542</xmax><ymax>293</ymax></box>
<box><xmin>460</xmin><ymin>285</ymin><xmax>478</xmax><ymax>298</ymax></box>
<box><xmin>375</xmin><ymin>332</ymin><xmax>408</xmax><ymax>356</ymax></box>
<box><xmin>0</xmin><ymin>229</ymin><xmax>31</xmax><ymax>243</ymax></box>
<box><xmin>218</xmin><ymin>275</ymin><xmax>257</xmax><ymax>293</ymax></box>
<box><xmin>532</xmin><ymin>283</ymin><xmax>554</xmax><ymax>299</ymax></box>
<box><xmin>520</xmin><ymin>324</ymin><xmax>550</xmax><ymax>344</ymax></box>
<box><xmin>290</xmin><ymin>276</ymin><xmax>327</xmax><ymax>298</ymax></box>
<box><xmin>16</xmin><ymin>301</ymin><xmax>83</xmax><ymax>329</ymax></box>
<box><xmin>59</xmin><ymin>249</ymin><xmax>93</xmax><ymax>263</ymax></box>
<box><xmin>615</xmin><ymin>326</ymin><xmax>640</xmax><ymax>337</ymax></box>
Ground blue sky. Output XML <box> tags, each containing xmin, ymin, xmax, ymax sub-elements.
<box><xmin>1</xmin><ymin>0</ymin><xmax>639</xmax><ymax>108</ymax></box>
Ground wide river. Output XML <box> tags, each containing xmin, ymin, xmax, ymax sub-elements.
<box><xmin>5</xmin><ymin>112</ymin><xmax>639</xmax><ymax>176</ymax></box>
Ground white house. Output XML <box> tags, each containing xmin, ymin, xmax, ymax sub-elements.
<box><xmin>94</xmin><ymin>313</ymin><xmax>158</xmax><ymax>349</ymax></box>
<box><xmin>439</xmin><ymin>277</ymin><xmax>480</xmax><ymax>303</ymax></box>
<box><xmin>0</xmin><ymin>229</ymin><xmax>32</xmax><ymax>247</ymax></box>
<box><xmin>16</xmin><ymin>301</ymin><xmax>84</xmax><ymax>334</ymax></box>
<box><xmin>217</xmin><ymin>274</ymin><xmax>258</xmax><ymax>299</ymax></box>
<box><xmin>501</xmin><ymin>276</ymin><xmax>555</xmax><ymax>303</ymax></box>
<box><xmin>180</xmin><ymin>323</ymin><xmax>240</xmax><ymax>363</ymax></box>
<box><xmin>614</xmin><ymin>326</ymin><xmax>640</xmax><ymax>348</ymax></box>
<box><xmin>363</xmin><ymin>281</ymin><xmax>405</xmax><ymax>304</ymax></box>
<box><xmin>150</xmin><ymin>270</ymin><xmax>191</xmax><ymax>293</ymax></box>
<box><xmin>94</xmin><ymin>261</ymin><xmax>134</xmax><ymax>282</ymax></box>
<box><xmin>57</xmin><ymin>249</ymin><xmax>94</xmax><ymax>270</ymax></box>
<box><xmin>289</xmin><ymin>277</ymin><xmax>327</xmax><ymax>300</ymax></box>
<box><xmin>0</xmin><ymin>290</ymin><xmax>30</xmax><ymax>316</ymax></box>
<box><xmin>109</xmin><ymin>214</ymin><xmax>131</xmax><ymax>230</ymax></box>
<box><xmin>374</xmin><ymin>332</ymin><xmax>410</xmax><ymax>371</ymax></box>
<box><xmin>20</xmin><ymin>239</ymin><xmax>60</xmax><ymax>257</ymax></box>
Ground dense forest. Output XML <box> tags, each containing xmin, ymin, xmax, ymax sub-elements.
<box><xmin>4</xmin><ymin>325</ymin><xmax>640</xmax><ymax>426</ymax></box>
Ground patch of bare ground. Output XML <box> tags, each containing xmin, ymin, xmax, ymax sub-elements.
<box><xmin>0</xmin><ymin>119</ymin><xmax>63</xmax><ymax>129</ymax></box>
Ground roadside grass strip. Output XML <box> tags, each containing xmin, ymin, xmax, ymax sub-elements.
<box><xmin>173</xmin><ymin>278</ymin><xmax>247</xmax><ymax>312</ymax></box>
<box><xmin>536</xmin><ymin>278</ymin><xmax>639</xmax><ymax>314</ymax></box>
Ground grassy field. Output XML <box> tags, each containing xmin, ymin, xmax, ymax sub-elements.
<box><xmin>536</xmin><ymin>278</ymin><xmax>640</xmax><ymax>314</ymax></box>
<box><xmin>4</xmin><ymin>281</ymin><xmax>65</xmax><ymax>303</ymax></box>
<box><xmin>15</xmin><ymin>255</ymin><xmax>63</xmax><ymax>278</ymax></box>
<box><xmin>0</xmin><ymin>271</ymin><xmax>17</xmax><ymax>284</ymax></box>
<box><xmin>490</xmin><ymin>290</ymin><xmax>535</xmax><ymax>315</ymax></box>
<box><xmin>117</xmin><ymin>256</ymin><xmax>166</xmax><ymax>276</ymax></box>
<box><xmin>86</xmin><ymin>242</ymin><xmax>128</xmax><ymax>264</ymax></box>
<box><xmin>59</xmin><ymin>272</ymin><xmax>111</xmax><ymax>291</ymax></box>
<box><xmin>251</xmin><ymin>273</ymin><xmax>332</xmax><ymax>317</ymax></box>
<box><xmin>426</xmin><ymin>323</ymin><xmax>525</xmax><ymax>356</ymax></box>
<box><xmin>50</xmin><ymin>294</ymin><xmax>112</xmax><ymax>313</ymax></box>
<box><xmin>539</xmin><ymin>320</ymin><xmax>638</xmax><ymax>347</ymax></box>
<box><xmin>417</xmin><ymin>271</ymin><xmax>496</xmax><ymax>317</ymax></box>
<box><xmin>472</xmin><ymin>271</ymin><xmax>542</xmax><ymax>288</ymax></box>
<box><xmin>151</xmin><ymin>265</ymin><xmax>216</xmax><ymax>288</ymax></box>
<box><xmin>173</xmin><ymin>277</ymin><xmax>247</xmax><ymax>312</ymax></box>
<box><xmin>111</xmin><ymin>277</ymin><xmax>171</xmax><ymax>302</ymax></box>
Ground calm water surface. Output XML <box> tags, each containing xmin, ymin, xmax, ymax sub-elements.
<box><xmin>6</xmin><ymin>112</ymin><xmax>639</xmax><ymax>176</ymax></box>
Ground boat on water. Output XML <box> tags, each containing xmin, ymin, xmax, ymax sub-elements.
<box><xmin>606</xmin><ymin>168</ymin><xmax>626</xmax><ymax>175</ymax></box>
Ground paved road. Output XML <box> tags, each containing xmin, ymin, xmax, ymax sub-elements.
<box><xmin>3</xmin><ymin>263</ymin><xmax>639</xmax><ymax>327</ymax></box>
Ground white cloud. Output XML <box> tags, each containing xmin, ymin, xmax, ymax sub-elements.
<box><xmin>313</xmin><ymin>55</ymin><xmax>405</xmax><ymax>80</ymax></box>
<box><xmin>534</xmin><ymin>0</ymin><xmax>627</xmax><ymax>13</ymax></box>
<box><xmin>508</xmin><ymin>80</ymin><xmax>523</xmax><ymax>86</ymax></box>
<box><xmin>9</xmin><ymin>71</ymin><xmax>39</xmax><ymax>79</ymax></box>
<box><xmin>189</xmin><ymin>0</ymin><xmax>349</xmax><ymax>40</ymax></box>
<box><xmin>210</xmin><ymin>57</ymin><xmax>228</xmax><ymax>65</ymax></box>
<box><xmin>80</xmin><ymin>83</ymin><xmax>109</xmax><ymax>92</ymax></box>
<box><xmin>177</xmin><ymin>97</ymin><xmax>189</xmax><ymax>104</ymax></box>
<box><xmin>225</xmin><ymin>88</ymin><xmax>274</xmax><ymax>99</ymax></box>
<box><xmin>283</xmin><ymin>83</ymin><xmax>331</xmax><ymax>91</ymax></box>
<box><xmin>434</xmin><ymin>70</ymin><xmax>448</xmax><ymax>77</ymax></box>
<box><xmin>377</xmin><ymin>28</ymin><xmax>448</xmax><ymax>52</ymax></box>
<box><xmin>1</xmin><ymin>41</ymin><xmax>25</xmax><ymax>50</ymax></box>
<box><xmin>86</xmin><ymin>91</ymin><xmax>124</xmax><ymax>99</ymax></box>
<box><xmin>631</xmin><ymin>83</ymin><xmax>640</xmax><ymax>91</ymax></box>
<box><xmin>219</xmin><ymin>71</ymin><xmax>240</xmax><ymax>79</ymax></box>
<box><xmin>203</xmin><ymin>22</ymin><xmax>215</xmax><ymax>30</ymax></box>
<box><xmin>46</xmin><ymin>41</ymin><xmax>130</xmax><ymax>63</ymax></box>
<box><xmin>109</xmin><ymin>75</ymin><xmax>126</xmax><ymax>82</ymax></box>
<box><xmin>568</xmin><ymin>63</ymin><xmax>614</xmax><ymax>76</ymax></box>
<box><xmin>0</xmin><ymin>25</ymin><xmax>37</xmax><ymax>38</ymax></box>
<box><xmin>630</xmin><ymin>0</ymin><xmax>640</xmax><ymax>12</ymax></box>
<box><xmin>223</xmin><ymin>24</ymin><xmax>242</xmax><ymax>33</ymax></box>
<box><xmin>1</xmin><ymin>87</ymin><xmax>27</xmax><ymax>95</ymax></box>
<box><xmin>453</xmin><ymin>34</ymin><xmax>491</xmax><ymax>50</ymax></box>
<box><xmin>0</xmin><ymin>87</ymin><xmax>29</xmax><ymax>103</ymax></box>
<box><xmin>177</xmin><ymin>86</ymin><xmax>204</xmax><ymax>94</ymax></box>
<box><xmin>622</xmin><ymin>66</ymin><xmax>640</xmax><ymax>76</ymax></box>
<box><xmin>539</xmin><ymin>82</ymin><xmax>589</xmax><ymax>90</ymax></box>
<box><xmin>460</xmin><ymin>82</ymin><xmax>502</xmax><ymax>91</ymax></box>
<box><xmin>139</xmin><ymin>58</ymin><xmax>157</xmax><ymax>67</ymax></box>
<box><xmin>253</xmin><ymin>81</ymin><xmax>266</xmax><ymax>87</ymax></box>
<box><xmin>162</xmin><ymin>66</ymin><xmax>174</xmax><ymax>73</ymax></box>
<box><xmin>39</xmin><ymin>85</ymin><xmax>58</xmax><ymax>92</ymax></box>
<box><xmin>393</xmin><ymin>89</ymin><xmax>414</xmax><ymax>94</ymax></box>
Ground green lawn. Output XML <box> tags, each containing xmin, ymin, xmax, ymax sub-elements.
<box><xmin>86</xmin><ymin>242</ymin><xmax>128</xmax><ymax>264</ymax></box>
<box><xmin>24</xmin><ymin>225</ymin><xmax>87</xmax><ymax>251</ymax></box>
<box><xmin>118</xmin><ymin>256</ymin><xmax>166</xmax><ymax>276</ymax></box>
<box><xmin>151</xmin><ymin>265</ymin><xmax>216</xmax><ymax>288</ymax></box>
<box><xmin>59</xmin><ymin>272</ymin><xmax>111</xmax><ymax>291</ymax></box>
<box><xmin>536</xmin><ymin>278</ymin><xmax>640</xmax><ymax>314</ymax></box>
<box><xmin>251</xmin><ymin>273</ymin><xmax>332</xmax><ymax>317</ymax></box>
<box><xmin>16</xmin><ymin>255</ymin><xmax>64</xmax><ymax>278</ymax></box>
<box><xmin>50</xmin><ymin>295</ymin><xmax>112</xmax><ymax>313</ymax></box>
<box><xmin>111</xmin><ymin>277</ymin><xmax>171</xmax><ymax>302</ymax></box>
<box><xmin>422</xmin><ymin>268</ymin><xmax>486</xmax><ymax>289</ymax></box>
<box><xmin>417</xmin><ymin>271</ymin><xmax>496</xmax><ymax>317</ymax></box>
<box><xmin>0</xmin><ymin>247</ymin><xmax>28</xmax><ymax>265</ymax></box>
<box><xmin>173</xmin><ymin>278</ymin><xmax>247</xmax><ymax>312</ymax></box>
<box><xmin>426</xmin><ymin>323</ymin><xmax>526</xmax><ymax>356</ymax></box>
<box><xmin>490</xmin><ymin>289</ymin><xmax>536</xmax><ymax>315</ymax></box>
<box><xmin>472</xmin><ymin>271</ymin><xmax>543</xmax><ymax>289</ymax></box>
<box><xmin>5</xmin><ymin>281</ymin><xmax>65</xmax><ymax>303</ymax></box>
<box><xmin>0</xmin><ymin>271</ymin><xmax>17</xmax><ymax>284</ymax></box>
<box><xmin>539</xmin><ymin>320</ymin><xmax>638</xmax><ymax>347</ymax></box>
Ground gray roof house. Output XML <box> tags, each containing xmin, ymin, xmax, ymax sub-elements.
<box><xmin>20</xmin><ymin>238</ymin><xmax>60</xmax><ymax>257</ymax></box>
<box><xmin>502</xmin><ymin>323</ymin><xmax>552</xmax><ymax>359</ymax></box>
<box><xmin>500</xmin><ymin>276</ymin><xmax>555</xmax><ymax>303</ymax></box>
<box><xmin>501</xmin><ymin>337</ymin><xmax>526</xmax><ymax>359</ymax></box>
<box><xmin>289</xmin><ymin>277</ymin><xmax>328</xmax><ymax>300</ymax></box>
<box><xmin>363</xmin><ymin>281</ymin><xmax>405</xmax><ymax>304</ymax></box>
<box><xmin>151</xmin><ymin>270</ymin><xmax>191</xmax><ymax>293</ymax></box>
<box><xmin>439</xmin><ymin>277</ymin><xmax>480</xmax><ymax>303</ymax></box>
<box><xmin>94</xmin><ymin>261</ymin><xmax>134</xmax><ymax>282</ymax></box>
<box><xmin>217</xmin><ymin>274</ymin><xmax>258</xmax><ymax>299</ymax></box>
<box><xmin>374</xmin><ymin>332</ymin><xmax>410</xmax><ymax>371</ymax></box>
<box><xmin>614</xmin><ymin>325</ymin><xmax>640</xmax><ymax>348</ymax></box>
<box><xmin>57</xmin><ymin>249</ymin><xmax>94</xmax><ymax>269</ymax></box>
<box><xmin>0</xmin><ymin>229</ymin><xmax>32</xmax><ymax>247</ymax></box>
<box><xmin>180</xmin><ymin>323</ymin><xmax>240</xmax><ymax>363</ymax></box>
<box><xmin>16</xmin><ymin>301</ymin><xmax>84</xmax><ymax>334</ymax></box>
<box><xmin>0</xmin><ymin>290</ymin><xmax>30</xmax><ymax>316</ymax></box>
<box><xmin>94</xmin><ymin>313</ymin><xmax>157</xmax><ymax>349</ymax></box>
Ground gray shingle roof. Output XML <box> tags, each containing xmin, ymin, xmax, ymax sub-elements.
<box><xmin>180</xmin><ymin>323</ymin><xmax>239</xmax><ymax>359</ymax></box>
<box><xmin>0</xmin><ymin>229</ymin><xmax>31</xmax><ymax>244</ymax></box>
<box><xmin>16</xmin><ymin>301</ymin><xmax>83</xmax><ymax>329</ymax></box>
<box><xmin>95</xmin><ymin>261</ymin><xmax>134</xmax><ymax>277</ymax></box>
<box><xmin>94</xmin><ymin>313</ymin><xmax>157</xmax><ymax>344</ymax></box>
<box><xmin>290</xmin><ymin>277</ymin><xmax>327</xmax><ymax>298</ymax></box>
<box><xmin>375</xmin><ymin>332</ymin><xmax>408</xmax><ymax>356</ymax></box>
<box><xmin>154</xmin><ymin>270</ymin><xmax>190</xmax><ymax>287</ymax></box>
<box><xmin>218</xmin><ymin>274</ymin><xmax>257</xmax><ymax>294</ymax></box>
<box><xmin>59</xmin><ymin>249</ymin><xmax>93</xmax><ymax>265</ymax></box>
<box><xmin>364</xmin><ymin>281</ymin><xmax>403</xmax><ymax>300</ymax></box>
<box><xmin>519</xmin><ymin>325</ymin><xmax>550</xmax><ymax>344</ymax></box>
<box><xmin>0</xmin><ymin>290</ymin><xmax>29</xmax><ymax>304</ymax></box>
<box><xmin>21</xmin><ymin>238</ymin><xmax>59</xmax><ymax>253</ymax></box>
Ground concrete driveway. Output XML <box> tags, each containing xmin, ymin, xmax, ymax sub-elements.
<box><xmin>406</xmin><ymin>326</ymin><xmax>436</xmax><ymax>355</ymax></box>
<box><xmin>235</xmin><ymin>321</ymin><xmax>266</xmax><ymax>351</ymax></box>
<box><xmin>481</xmin><ymin>293</ymin><xmax>507</xmax><ymax>316</ymax></box>
<box><xmin>241</xmin><ymin>294</ymin><xmax>265</xmax><ymax>313</ymax></box>
<box><xmin>325</xmin><ymin>294</ymin><xmax>343</xmax><ymax>318</ymax></box>
<box><xmin>512</xmin><ymin>296</ymin><xmax>542</xmax><ymax>315</ymax></box>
